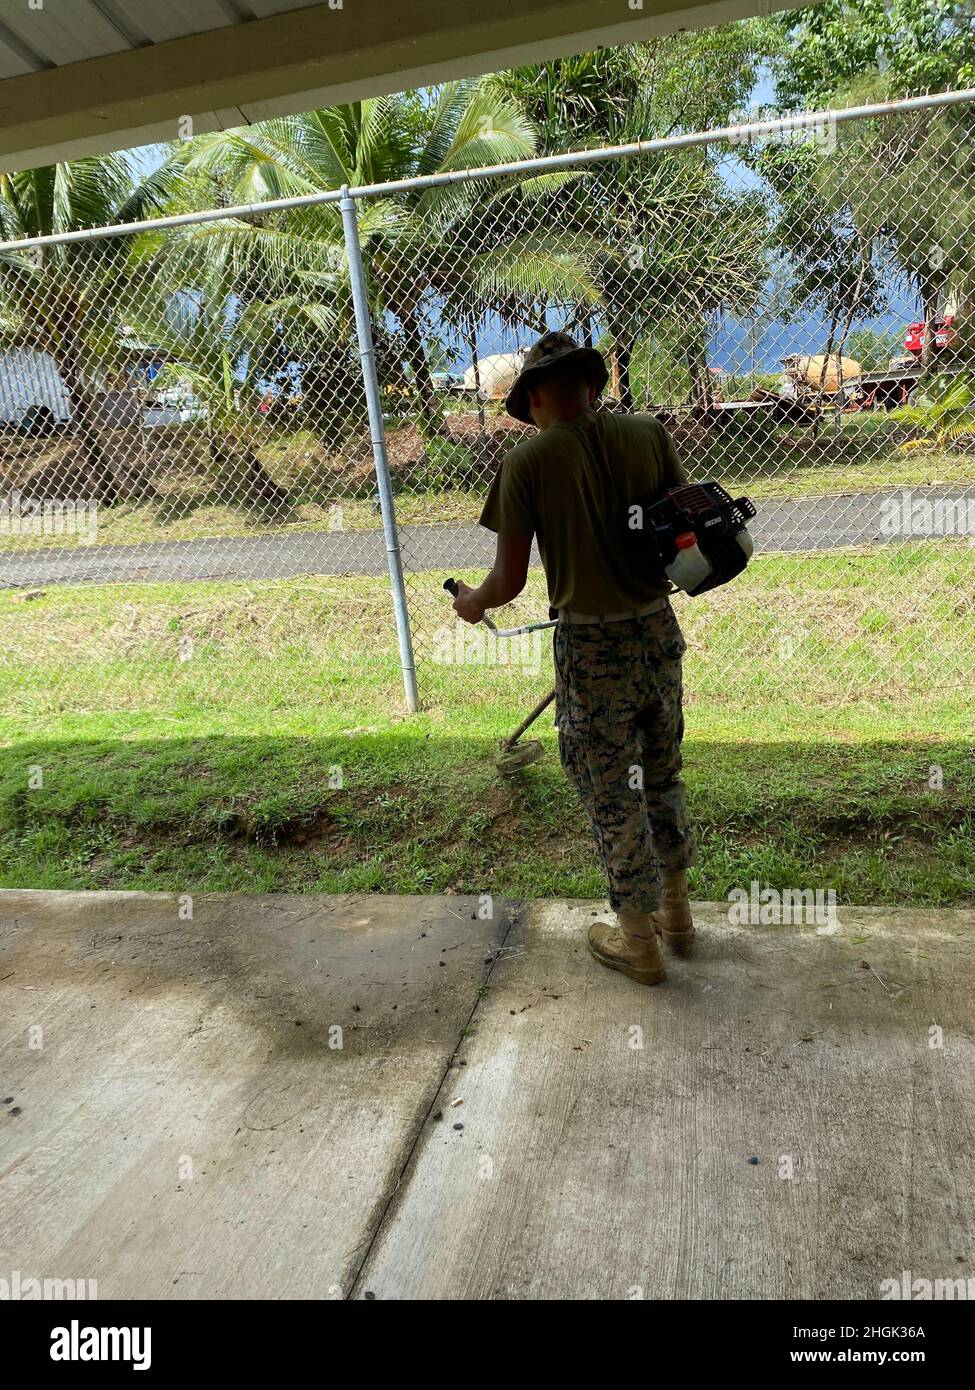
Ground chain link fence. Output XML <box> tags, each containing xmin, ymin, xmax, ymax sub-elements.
<box><xmin>1</xmin><ymin>91</ymin><xmax>973</xmax><ymax>717</ymax></box>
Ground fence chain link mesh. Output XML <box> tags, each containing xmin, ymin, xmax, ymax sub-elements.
<box><xmin>1</xmin><ymin>95</ymin><xmax>973</xmax><ymax>716</ymax></box>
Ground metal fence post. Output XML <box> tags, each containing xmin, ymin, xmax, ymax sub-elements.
<box><xmin>339</xmin><ymin>185</ymin><xmax>420</xmax><ymax>712</ymax></box>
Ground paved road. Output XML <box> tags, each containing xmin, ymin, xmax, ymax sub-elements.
<box><xmin>0</xmin><ymin>486</ymin><xmax>972</xmax><ymax>588</ymax></box>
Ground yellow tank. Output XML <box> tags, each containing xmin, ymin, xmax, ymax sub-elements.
<box><xmin>784</xmin><ymin>353</ymin><xmax>862</xmax><ymax>394</ymax></box>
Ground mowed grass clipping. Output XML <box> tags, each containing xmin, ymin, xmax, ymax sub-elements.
<box><xmin>0</xmin><ymin>541</ymin><xmax>973</xmax><ymax>906</ymax></box>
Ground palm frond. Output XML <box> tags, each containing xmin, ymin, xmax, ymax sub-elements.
<box><xmin>468</xmin><ymin>236</ymin><xmax>602</xmax><ymax>308</ymax></box>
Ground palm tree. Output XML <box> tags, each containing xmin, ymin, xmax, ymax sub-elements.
<box><xmin>892</xmin><ymin>373</ymin><xmax>975</xmax><ymax>452</ymax></box>
<box><xmin>0</xmin><ymin>154</ymin><xmax>179</xmax><ymax>502</ymax></box>
<box><xmin>829</xmin><ymin>96</ymin><xmax>975</xmax><ymax>369</ymax></box>
<box><xmin>491</xmin><ymin>35</ymin><xmax>775</xmax><ymax>409</ymax></box>
<box><xmin>174</xmin><ymin>86</ymin><xmax>540</xmax><ymax>439</ymax></box>
<box><xmin>120</xmin><ymin>175</ymin><xmax>366</xmax><ymax>507</ymax></box>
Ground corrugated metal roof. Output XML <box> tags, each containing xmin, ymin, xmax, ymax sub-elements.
<box><xmin>0</xmin><ymin>0</ymin><xmax>795</xmax><ymax>172</ymax></box>
<box><xmin>0</xmin><ymin>0</ymin><xmax>324</xmax><ymax>80</ymax></box>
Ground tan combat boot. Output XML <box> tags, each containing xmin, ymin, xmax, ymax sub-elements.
<box><xmin>588</xmin><ymin>909</ymin><xmax>666</xmax><ymax>986</ymax></box>
<box><xmin>651</xmin><ymin>870</ymin><xmax>695</xmax><ymax>953</ymax></box>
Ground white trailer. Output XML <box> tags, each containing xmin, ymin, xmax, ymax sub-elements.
<box><xmin>0</xmin><ymin>347</ymin><xmax>71</xmax><ymax>427</ymax></box>
<box><xmin>0</xmin><ymin>348</ymin><xmax>207</xmax><ymax>430</ymax></box>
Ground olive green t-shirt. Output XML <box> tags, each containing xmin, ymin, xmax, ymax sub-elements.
<box><xmin>479</xmin><ymin>410</ymin><xmax>687</xmax><ymax>613</ymax></box>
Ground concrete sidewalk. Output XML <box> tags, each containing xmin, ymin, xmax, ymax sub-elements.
<box><xmin>1</xmin><ymin>890</ymin><xmax>973</xmax><ymax>1300</ymax></box>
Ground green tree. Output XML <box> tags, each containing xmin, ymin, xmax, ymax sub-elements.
<box><xmin>844</xmin><ymin>327</ymin><xmax>900</xmax><ymax>372</ymax></box>
<box><xmin>492</xmin><ymin>28</ymin><xmax>778</xmax><ymax>407</ymax></box>
<box><xmin>774</xmin><ymin>1</ymin><xmax>975</xmax><ymax>109</ymax></box>
<box><xmin>769</xmin><ymin>3</ymin><xmax>975</xmax><ymax>385</ymax></box>
<box><xmin>892</xmin><ymin>371</ymin><xmax>975</xmax><ymax>449</ymax></box>
<box><xmin>177</xmin><ymin>87</ymin><xmax>538</xmax><ymax>438</ymax></box>
<box><xmin>0</xmin><ymin>155</ymin><xmax>178</xmax><ymax>500</ymax></box>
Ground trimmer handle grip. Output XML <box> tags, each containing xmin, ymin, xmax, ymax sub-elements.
<box><xmin>444</xmin><ymin>576</ymin><xmax>499</xmax><ymax>632</ymax></box>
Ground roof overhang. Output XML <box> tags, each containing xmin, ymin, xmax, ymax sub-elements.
<box><xmin>0</xmin><ymin>0</ymin><xmax>817</xmax><ymax>172</ymax></box>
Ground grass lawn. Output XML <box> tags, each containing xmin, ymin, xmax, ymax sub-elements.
<box><xmin>0</xmin><ymin>544</ymin><xmax>972</xmax><ymax>907</ymax></box>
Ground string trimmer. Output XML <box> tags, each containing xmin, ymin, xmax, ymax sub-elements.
<box><xmin>442</xmin><ymin>482</ymin><xmax>759</xmax><ymax>774</ymax></box>
<box><xmin>443</xmin><ymin>577</ymin><xmax>556</xmax><ymax>774</ymax></box>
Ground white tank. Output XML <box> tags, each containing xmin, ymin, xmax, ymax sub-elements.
<box><xmin>463</xmin><ymin>351</ymin><xmax>526</xmax><ymax>400</ymax></box>
<box><xmin>666</xmin><ymin>527</ymin><xmax>755</xmax><ymax>595</ymax></box>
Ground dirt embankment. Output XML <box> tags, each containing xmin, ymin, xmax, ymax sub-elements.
<box><xmin>0</xmin><ymin>412</ymin><xmax>535</xmax><ymax>509</ymax></box>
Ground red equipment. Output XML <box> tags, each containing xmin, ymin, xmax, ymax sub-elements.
<box><xmin>905</xmin><ymin>315</ymin><xmax>956</xmax><ymax>356</ymax></box>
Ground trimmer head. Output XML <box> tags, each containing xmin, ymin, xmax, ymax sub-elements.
<box><xmin>495</xmin><ymin>739</ymin><xmax>546</xmax><ymax>774</ymax></box>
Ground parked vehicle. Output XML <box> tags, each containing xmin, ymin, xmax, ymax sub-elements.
<box><xmin>143</xmin><ymin>386</ymin><xmax>209</xmax><ymax>426</ymax></box>
<box><xmin>852</xmin><ymin>316</ymin><xmax>963</xmax><ymax>410</ymax></box>
<box><xmin>430</xmin><ymin>371</ymin><xmax>466</xmax><ymax>393</ymax></box>
<box><xmin>904</xmin><ymin>314</ymin><xmax>956</xmax><ymax>357</ymax></box>
<box><xmin>777</xmin><ymin>353</ymin><xmax>863</xmax><ymax>410</ymax></box>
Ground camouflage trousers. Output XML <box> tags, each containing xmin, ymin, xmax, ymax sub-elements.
<box><xmin>554</xmin><ymin>603</ymin><xmax>696</xmax><ymax>913</ymax></box>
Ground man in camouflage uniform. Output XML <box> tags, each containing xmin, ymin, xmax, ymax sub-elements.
<box><xmin>452</xmin><ymin>332</ymin><xmax>696</xmax><ymax>986</ymax></box>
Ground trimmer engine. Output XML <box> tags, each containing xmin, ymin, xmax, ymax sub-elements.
<box><xmin>644</xmin><ymin>481</ymin><xmax>757</xmax><ymax>596</ymax></box>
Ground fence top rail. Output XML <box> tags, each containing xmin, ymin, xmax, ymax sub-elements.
<box><xmin>0</xmin><ymin>85</ymin><xmax>973</xmax><ymax>255</ymax></box>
